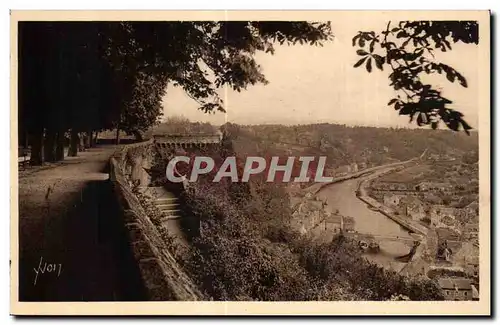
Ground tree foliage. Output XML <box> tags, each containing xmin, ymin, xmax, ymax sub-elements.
<box><xmin>127</xmin><ymin>21</ymin><xmax>333</xmax><ymax>112</ymax></box>
<box><xmin>18</xmin><ymin>21</ymin><xmax>332</xmax><ymax>164</ymax></box>
<box><xmin>352</xmin><ymin>21</ymin><xmax>479</xmax><ymax>134</ymax></box>
<box><xmin>19</xmin><ymin>20</ymin><xmax>479</xmax><ymax>166</ymax></box>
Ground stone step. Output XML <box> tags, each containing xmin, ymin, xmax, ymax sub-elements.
<box><xmin>156</xmin><ymin>203</ymin><xmax>179</xmax><ymax>210</ymax></box>
<box><xmin>161</xmin><ymin>209</ymin><xmax>181</xmax><ymax>216</ymax></box>
<box><xmin>161</xmin><ymin>215</ymin><xmax>183</xmax><ymax>221</ymax></box>
<box><xmin>155</xmin><ymin>197</ymin><xmax>178</xmax><ymax>204</ymax></box>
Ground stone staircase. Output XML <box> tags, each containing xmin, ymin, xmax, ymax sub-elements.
<box><xmin>139</xmin><ymin>186</ymin><xmax>187</xmax><ymax>243</ymax></box>
<box><xmin>155</xmin><ymin>195</ymin><xmax>182</xmax><ymax>220</ymax></box>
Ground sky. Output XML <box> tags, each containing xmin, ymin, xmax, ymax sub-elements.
<box><xmin>161</xmin><ymin>16</ymin><xmax>480</xmax><ymax>129</ymax></box>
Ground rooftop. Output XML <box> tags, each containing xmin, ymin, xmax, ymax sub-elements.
<box><xmin>429</xmin><ymin>265</ymin><xmax>465</xmax><ymax>272</ymax></box>
<box><xmin>325</xmin><ymin>215</ymin><xmax>342</xmax><ymax>224</ymax></box>
<box><xmin>438</xmin><ymin>277</ymin><xmax>472</xmax><ymax>290</ymax></box>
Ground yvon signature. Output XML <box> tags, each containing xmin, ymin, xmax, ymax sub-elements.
<box><xmin>33</xmin><ymin>257</ymin><xmax>62</xmax><ymax>286</ymax></box>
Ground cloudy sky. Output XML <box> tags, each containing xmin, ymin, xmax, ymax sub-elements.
<box><xmin>161</xmin><ymin>15</ymin><xmax>480</xmax><ymax>129</ymax></box>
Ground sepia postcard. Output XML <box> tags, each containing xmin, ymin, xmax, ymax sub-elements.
<box><xmin>10</xmin><ymin>10</ymin><xmax>491</xmax><ymax>316</ymax></box>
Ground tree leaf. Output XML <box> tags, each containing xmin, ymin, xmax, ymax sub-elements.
<box><xmin>399</xmin><ymin>105</ymin><xmax>415</xmax><ymax>116</ymax></box>
<box><xmin>353</xmin><ymin>56</ymin><xmax>368</xmax><ymax>68</ymax></box>
<box><xmin>366</xmin><ymin>58</ymin><xmax>372</xmax><ymax>73</ymax></box>
<box><xmin>444</xmin><ymin>39</ymin><xmax>452</xmax><ymax>50</ymax></box>
<box><xmin>388</xmin><ymin>98</ymin><xmax>398</xmax><ymax>106</ymax></box>
<box><xmin>352</xmin><ymin>22</ymin><xmax>478</xmax><ymax>134</ymax></box>
<box><xmin>374</xmin><ymin>55</ymin><xmax>384</xmax><ymax>70</ymax></box>
<box><xmin>352</xmin><ymin>34</ymin><xmax>360</xmax><ymax>46</ymax></box>
<box><xmin>369</xmin><ymin>40</ymin><xmax>375</xmax><ymax>53</ymax></box>
<box><xmin>456</xmin><ymin>73</ymin><xmax>468</xmax><ymax>87</ymax></box>
<box><xmin>396</xmin><ymin>31</ymin><xmax>408</xmax><ymax>38</ymax></box>
<box><xmin>461</xmin><ymin>119</ymin><xmax>472</xmax><ymax>135</ymax></box>
<box><xmin>446</xmin><ymin>71</ymin><xmax>456</xmax><ymax>83</ymax></box>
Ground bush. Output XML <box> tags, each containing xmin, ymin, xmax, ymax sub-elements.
<box><xmin>179</xmin><ymin>179</ymin><xmax>444</xmax><ymax>301</ymax></box>
<box><xmin>182</xmin><ymin>189</ymin><xmax>315</xmax><ymax>301</ymax></box>
<box><xmin>292</xmin><ymin>236</ymin><xmax>444</xmax><ymax>301</ymax></box>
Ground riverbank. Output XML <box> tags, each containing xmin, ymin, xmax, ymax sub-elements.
<box><xmin>356</xmin><ymin>173</ymin><xmax>428</xmax><ymax>236</ymax></box>
<box><xmin>309</xmin><ymin>156</ymin><xmax>426</xmax><ymax>237</ymax></box>
<box><xmin>303</xmin><ymin>158</ymin><xmax>419</xmax><ymax>196</ymax></box>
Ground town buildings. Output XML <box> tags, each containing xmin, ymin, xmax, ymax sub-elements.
<box><xmin>366</xmin><ymin>162</ymin><xmax>480</xmax><ymax>301</ymax></box>
<box><xmin>437</xmin><ymin>277</ymin><xmax>474</xmax><ymax>301</ymax></box>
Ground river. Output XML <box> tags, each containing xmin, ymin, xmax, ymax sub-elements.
<box><xmin>316</xmin><ymin>175</ymin><xmax>412</xmax><ymax>271</ymax></box>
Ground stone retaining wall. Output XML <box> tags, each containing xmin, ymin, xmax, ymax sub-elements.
<box><xmin>109</xmin><ymin>140</ymin><xmax>202</xmax><ymax>301</ymax></box>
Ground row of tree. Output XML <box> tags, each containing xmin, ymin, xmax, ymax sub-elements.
<box><xmin>18</xmin><ymin>21</ymin><xmax>333</xmax><ymax>165</ymax></box>
<box><xmin>18</xmin><ymin>22</ymin><xmax>169</xmax><ymax>164</ymax></box>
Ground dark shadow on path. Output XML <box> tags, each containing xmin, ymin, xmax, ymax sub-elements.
<box><xmin>18</xmin><ymin>170</ymin><xmax>147</xmax><ymax>301</ymax></box>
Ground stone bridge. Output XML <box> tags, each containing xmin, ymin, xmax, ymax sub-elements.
<box><xmin>344</xmin><ymin>232</ymin><xmax>423</xmax><ymax>245</ymax></box>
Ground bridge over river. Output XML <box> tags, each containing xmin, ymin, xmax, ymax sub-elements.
<box><xmin>344</xmin><ymin>232</ymin><xmax>424</xmax><ymax>245</ymax></box>
<box><xmin>316</xmin><ymin>172</ymin><xmax>421</xmax><ymax>270</ymax></box>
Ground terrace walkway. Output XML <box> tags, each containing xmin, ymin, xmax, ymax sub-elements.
<box><xmin>17</xmin><ymin>145</ymin><xmax>146</xmax><ymax>301</ymax></box>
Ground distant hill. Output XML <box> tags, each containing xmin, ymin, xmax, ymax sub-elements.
<box><xmin>149</xmin><ymin>116</ymin><xmax>218</xmax><ymax>137</ymax></box>
<box><xmin>222</xmin><ymin>122</ymin><xmax>478</xmax><ymax>169</ymax></box>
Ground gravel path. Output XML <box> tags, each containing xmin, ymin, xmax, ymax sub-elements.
<box><xmin>18</xmin><ymin>145</ymin><xmax>146</xmax><ymax>301</ymax></box>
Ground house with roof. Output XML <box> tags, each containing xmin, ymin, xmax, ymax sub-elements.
<box><xmin>324</xmin><ymin>214</ymin><xmax>343</xmax><ymax>234</ymax></box>
<box><xmin>383</xmin><ymin>193</ymin><xmax>404</xmax><ymax>207</ymax></box>
<box><xmin>290</xmin><ymin>195</ymin><xmax>329</xmax><ymax>234</ymax></box>
<box><xmin>415</xmin><ymin>181</ymin><xmax>453</xmax><ymax>193</ymax></box>
<box><xmin>334</xmin><ymin>165</ymin><xmax>351</xmax><ymax>176</ymax></box>
<box><xmin>398</xmin><ymin>196</ymin><xmax>427</xmax><ymax>221</ymax></box>
<box><xmin>429</xmin><ymin>205</ymin><xmax>468</xmax><ymax>228</ymax></box>
<box><xmin>453</xmin><ymin>242</ymin><xmax>480</xmax><ymax>279</ymax></box>
<box><xmin>437</xmin><ymin>277</ymin><xmax>473</xmax><ymax>301</ymax></box>
<box><xmin>427</xmin><ymin>265</ymin><xmax>467</xmax><ymax>279</ymax></box>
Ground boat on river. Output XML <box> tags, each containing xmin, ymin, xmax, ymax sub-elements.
<box><xmin>358</xmin><ymin>240</ymin><xmax>381</xmax><ymax>253</ymax></box>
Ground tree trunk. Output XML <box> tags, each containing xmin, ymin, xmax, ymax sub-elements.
<box><xmin>133</xmin><ymin>130</ymin><xmax>143</xmax><ymax>142</ymax></box>
<box><xmin>55</xmin><ymin>131</ymin><xmax>65</xmax><ymax>161</ymax></box>
<box><xmin>43</xmin><ymin>129</ymin><xmax>57</xmax><ymax>162</ymax></box>
<box><xmin>115</xmin><ymin>127</ymin><xmax>120</xmax><ymax>145</ymax></box>
<box><xmin>84</xmin><ymin>131</ymin><xmax>91</xmax><ymax>149</ymax></box>
<box><xmin>92</xmin><ymin>132</ymin><xmax>98</xmax><ymax>146</ymax></box>
<box><xmin>29</xmin><ymin>128</ymin><xmax>44</xmax><ymax>166</ymax></box>
<box><xmin>78</xmin><ymin>132</ymin><xmax>85</xmax><ymax>152</ymax></box>
<box><xmin>88</xmin><ymin>131</ymin><xmax>94</xmax><ymax>147</ymax></box>
<box><xmin>68</xmin><ymin>129</ymin><xmax>79</xmax><ymax>157</ymax></box>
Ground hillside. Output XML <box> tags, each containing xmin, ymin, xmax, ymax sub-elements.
<box><xmin>223</xmin><ymin>123</ymin><xmax>478</xmax><ymax>169</ymax></box>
